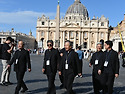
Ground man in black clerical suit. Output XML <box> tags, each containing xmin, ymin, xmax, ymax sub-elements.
<box><xmin>102</xmin><ymin>40</ymin><xmax>120</xmax><ymax>94</ymax></box>
<box><xmin>59</xmin><ymin>48</ymin><xmax>65</xmax><ymax>89</ymax></box>
<box><xmin>8</xmin><ymin>41</ymin><xmax>31</xmax><ymax>94</ymax></box>
<box><xmin>89</xmin><ymin>42</ymin><xmax>104</xmax><ymax>94</ymax></box>
<box><xmin>58</xmin><ymin>40</ymin><xmax>80</xmax><ymax>94</ymax></box>
<box><xmin>42</xmin><ymin>40</ymin><xmax>60</xmax><ymax>94</ymax></box>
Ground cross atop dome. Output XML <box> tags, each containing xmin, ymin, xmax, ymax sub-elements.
<box><xmin>75</xmin><ymin>0</ymin><xmax>80</xmax><ymax>2</ymax></box>
<box><xmin>58</xmin><ymin>0</ymin><xmax>59</xmax><ymax>4</ymax></box>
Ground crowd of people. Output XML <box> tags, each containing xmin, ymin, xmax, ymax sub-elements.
<box><xmin>0</xmin><ymin>36</ymin><xmax>121</xmax><ymax>94</ymax></box>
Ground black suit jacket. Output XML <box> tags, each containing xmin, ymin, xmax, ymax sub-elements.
<box><xmin>59</xmin><ymin>49</ymin><xmax>80</xmax><ymax>76</ymax></box>
<box><xmin>9</xmin><ymin>49</ymin><xmax>31</xmax><ymax>72</ymax></box>
<box><xmin>103</xmin><ymin>49</ymin><xmax>120</xmax><ymax>75</ymax></box>
<box><xmin>90</xmin><ymin>50</ymin><xmax>104</xmax><ymax>73</ymax></box>
<box><xmin>43</xmin><ymin>48</ymin><xmax>60</xmax><ymax>74</ymax></box>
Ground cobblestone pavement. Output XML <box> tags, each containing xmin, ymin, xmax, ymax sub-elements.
<box><xmin>0</xmin><ymin>55</ymin><xmax>125</xmax><ymax>94</ymax></box>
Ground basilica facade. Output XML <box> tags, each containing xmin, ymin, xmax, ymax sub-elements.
<box><xmin>36</xmin><ymin>0</ymin><xmax>109</xmax><ymax>50</ymax></box>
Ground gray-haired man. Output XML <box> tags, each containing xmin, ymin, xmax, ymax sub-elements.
<box><xmin>89</xmin><ymin>42</ymin><xmax>104</xmax><ymax>94</ymax></box>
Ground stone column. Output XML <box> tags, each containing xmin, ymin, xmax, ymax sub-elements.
<box><xmin>37</xmin><ymin>31</ymin><xmax>40</xmax><ymax>48</ymax></box>
<box><xmin>37</xmin><ymin>31</ymin><xmax>40</xmax><ymax>42</ymax></box>
<box><xmin>88</xmin><ymin>31</ymin><xmax>90</xmax><ymax>49</ymax></box>
<box><xmin>74</xmin><ymin>31</ymin><xmax>76</xmax><ymax>49</ymax></box>
<box><xmin>53</xmin><ymin>31</ymin><xmax>56</xmax><ymax>47</ymax></box>
<box><xmin>67</xmin><ymin>31</ymin><xmax>70</xmax><ymax>40</ymax></box>
<box><xmin>81</xmin><ymin>31</ymin><xmax>84</xmax><ymax>48</ymax></box>
<box><xmin>63</xmin><ymin>31</ymin><xmax>65</xmax><ymax>48</ymax></box>
<box><xmin>97</xmin><ymin>32</ymin><xmax>99</xmax><ymax>42</ymax></box>
<box><xmin>105</xmin><ymin>32</ymin><xmax>108</xmax><ymax>41</ymax></box>
<box><xmin>78</xmin><ymin>31</ymin><xmax>81</xmax><ymax>46</ymax></box>
<box><xmin>60</xmin><ymin>31</ymin><xmax>63</xmax><ymax>48</ymax></box>
<box><xmin>98</xmin><ymin>32</ymin><xmax>100</xmax><ymax>41</ymax></box>
<box><xmin>45</xmin><ymin>31</ymin><xmax>49</xmax><ymax>48</ymax></box>
<box><xmin>46</xmin><ymin>31</ymin><xmax>49</xmax><ymax>41</ymax></box>
<box><xmin>95</xmin><ymin>32</ymin><xmax>98</xmax><ymax>48</ymax></box>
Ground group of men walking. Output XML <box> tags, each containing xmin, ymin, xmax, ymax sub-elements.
<box><xmin>89</xmin><ymin>41</ymin><xmax>119</xmax><ymax>94</ymax></box>
<box><xmin>42</xmin><ymin>40</ymin><xmax>82</xmax><ymax>94</ymax></box>
<box><xmin>0</xmin><ymin>36</ymin><xmax>120</xmax><ymax>94</ymax></box>
<box><xmin>42</xmin><ymin>39</ymin><xmax>119</xmax><ymax>94</ymax></box>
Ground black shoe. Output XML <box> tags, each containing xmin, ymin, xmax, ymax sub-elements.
<box><xmin>21</xmin><ymin>88</ymin><xmax>28</xmax><ymax>93</ymax></box>
<box><xmin>60</xmin><ymin>84</ymin><xmax>64</xmax><ymax>89</ymax></box>
<box><xmin>5</xmin><ymin>82</ymin><xmax>13</xmax><ymax>85</ymax></box>
<box><xmin>0</xmin><ymin>82</ymin><xmax>8</xmax><ymax>86</ymax></box>
<box><xmin>14</xmin><ymin>91</ymin><xmax>19</xmax><ymax>94</ymax></box>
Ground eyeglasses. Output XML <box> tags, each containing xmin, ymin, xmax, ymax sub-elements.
<box><xmin>47</xmin><ymin>44</ymin><xmax>52</xmax><ymax>47</ymax></box>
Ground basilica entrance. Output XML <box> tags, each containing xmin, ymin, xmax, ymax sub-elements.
<box><xmin>83</xmin><ymin>42</ymin><xmax>87</xmax><ymax>49</ymax></box>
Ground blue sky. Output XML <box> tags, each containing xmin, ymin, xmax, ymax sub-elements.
<box><xmin>0</xmin><ymin>0</ymin><xmax>125</xmax><ymax>37</ymax></box>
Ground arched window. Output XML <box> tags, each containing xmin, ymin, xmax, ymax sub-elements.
<box><xmin>42</xmin><ymin>22</ymin><xmax>45</xmax><ymax>25</ymax></box>
<box><xmin>65</xmin><ymin>32</ymin><xmax>67</xmax><ymax>37</ymax></box>
<box><xmin>76</xmin><ymin>32</ymin><xmax>78</xmax><ymax>37</ymax></box>
<box><xmin>50</xmin><ymin>32</ymin><xmax>52</xmax><ymax>36</ymax></box>
<box><xmin>51</xmin><ymin>23</ymin><xmax>53</xmax><ymax>25</ymax></box>
<box><xmin>91</xmin><ymin>41</ymin><xmax>95</xmax><ymax>48</ymax></box>
<box><xmin>41</xmin><ymin>32</ymin><xmax>44</xmax><ymax>36</ymax></box>
<box><xmin>84</xmin><ymin>32</ymin><xmax>87</xmax><ymax>37</ymax></box>
<box><xmin>92</xmin><ymin>33</ymin><xmax>94</xmax><ymax>37</ymax></box>
<box><xmin>92</xmin><ymin>23</ymin><xmax>94</xmax><ymax>26</ymax></box>
<box><xmin>101</xmin><ymin>22</ymin><xmax>104</xmax><ymax>26</ymax></box>
<box><xmin>101</xmin><ymin>33</ymin><xmax>104</xmax><ymax>38</ymax></box>
<box><xmin>70</xmin><ymin>32</ymin><xmax>73</xmax><ymax>38</ymax></box>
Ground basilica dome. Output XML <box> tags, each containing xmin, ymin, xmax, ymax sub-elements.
<box><xmin>66</xmin><ymin>0</ymin><xmax>89</xmax><ymax>18</ymax></box>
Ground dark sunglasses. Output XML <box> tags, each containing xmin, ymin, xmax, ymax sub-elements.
<box><xmin>47</xmin><ymin>44</ymin><xmax>52</xmax><ymax>47</ymax></box>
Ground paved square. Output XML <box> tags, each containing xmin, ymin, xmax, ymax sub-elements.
<box><xmin>0</xmin><ymin>55</ymin><xmax>125</xmax><ymax>94</ymax></box>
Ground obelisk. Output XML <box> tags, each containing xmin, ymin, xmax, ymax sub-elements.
<box><xmin>55</xmin><ymin>0</ymin><xmax>60</xmax><ymax>48</ymax></box>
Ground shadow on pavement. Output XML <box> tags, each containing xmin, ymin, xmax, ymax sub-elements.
<box><xmin>74</xmin><ymin>87</ymin><xmax>93</xmax><ymax>93</ymax></box>
<box><xmin>113</xmin><ymin>86</ymin><xmax>125</xmax><ymax>94</ymax></box>
<box><xmin>25</xmin><ymin>79</ymin><xmax>47</xmax><ymax>84</ymax></box>
<box><xmin>83</xmin><ymin>74</ymin><xmax>92</xmax><ymax>78</ymax></box>
<box><xmin>27</xmin><ymin>87</ymin><xmax>48</xmax><ymax>94</ymax></box>
<box><xmin>73</xmin><ymin>82</ymin><xmax>93</xmax><ymax>87</ymax></box>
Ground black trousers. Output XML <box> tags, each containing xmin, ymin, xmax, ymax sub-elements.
<box><xmin>59</xmin><ymin>74</ymin><xmax>63</xmax><ymax>84</ymax></box>
<box><xmin>15</xmin><ymin>71</ymin><xmax>28</xmax><ymax>94</ymax></box>
<box><xmin>59</xmin><ymin>71</ymin><xmax>63</xmax><ymax>85</ymax></box>
<box><xmin>79</xmin><ymin>59</ymin><xmax>83</xmax><ymax>74</ymax></box>
<box><xmin>101</xmin><ymin>73</ymin><xmax>115</xmax><ymax>94</ymax></box>
<box><xmin>47</xmin><ymin>73</ymin><xmax>56</xmax><ymax>94</ymax></box>
<box><xmin>64</xmin><ymin>71</ymin><xmax>75</xmax><ymax>94</ymax></box>
<box><xmin>92</xmin><ymin>72</ymin><xmax>102</xmax><ymax>94</ymax></box>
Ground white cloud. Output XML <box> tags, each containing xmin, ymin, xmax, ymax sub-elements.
<box><xmin>0</xmin><ymin>11</ymin><xmax>65</xmax><ymax>37</ymax></box>
<box><xmin>0</xmin><ymin>11</ymin><xmax>65</xmax><ymax>24</ymax></box>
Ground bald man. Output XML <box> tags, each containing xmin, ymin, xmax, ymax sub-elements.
<box><xmin>59</xmin><ymin>40</ymin><xmax>80</xmax><ymax>94</ymax></box>
<box><xmin>8</xmin><ymin>41</ymin><xmax>31</xmax><ymax>94</ymax></box>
